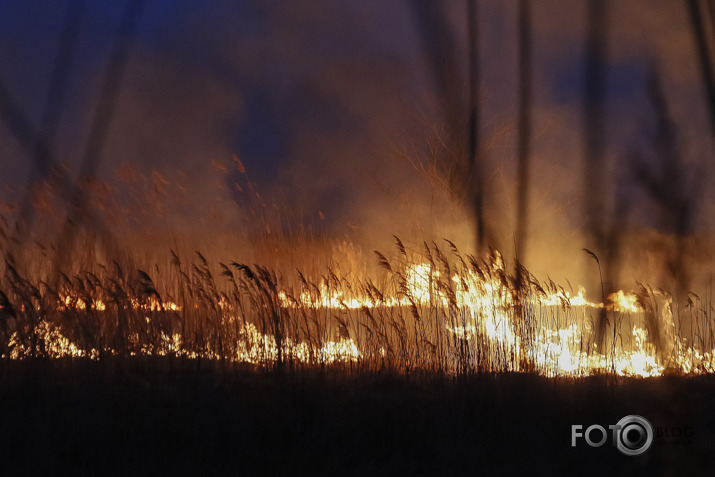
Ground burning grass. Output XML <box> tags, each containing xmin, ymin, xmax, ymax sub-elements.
<box><xmin>1</xmin><ymin>236</ymin><xmax>714</xmax><ymax>378</ymax></box>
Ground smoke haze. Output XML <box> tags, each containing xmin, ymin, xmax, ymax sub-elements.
<box><xmin>0</xmin><ymin>0</ymin><xmax>713</xmax><ymax>294</ymax></box>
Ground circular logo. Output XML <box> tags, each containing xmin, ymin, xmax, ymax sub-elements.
<box><xmin>615</xmin><ymin>415</ymin><xmax>653</xmax><ymax>456</ymax></box>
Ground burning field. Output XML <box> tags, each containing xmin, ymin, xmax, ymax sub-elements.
<box><xmin>2</xmin><ymin>237</ymin><xmax>714</xmax><ymax>379</ymax></box>
<box><xmin>1</xmin><ymin>228</ymin><xmax>714</xmax><ymax>473</ymax></box>
<box><xmin>2</xmin><ymin>0</ymin><xmax>715</xmax><ymax>474</ymax></box>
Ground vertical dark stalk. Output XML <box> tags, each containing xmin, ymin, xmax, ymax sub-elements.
<box><xmin>410</xmin><ymin>0</ymin><xmax>464</xmax><ymax>169</ymax></box>
<box><xmin>411</xmin><ymin>0</ymin><xmax>490</xmax><ymax>253</ymax></box>
<box><xmin>12</xmin><ymin>0</ymin><xmax>86</xmax><ymax>251</ymax></box>
<box><xmin>467</xmin><ymin>0</ymin><xmax>484</xmax><ymax>253</ymax></box>
<box><xmin>515</xmin><ymin>0</ymin><xmax>532</xmax><ymax>269</ymax></box>
<box><xmin>583</xmin><ymin>0</ymin><xmax>607</xmax><ymax>242</ymax></box>
<box><xmin>51</xmin><ymin>0</ymin><xmax>145</xmax><ymax>282</ymax></box>
<box><xmin>686</xmin><ymin>0</ymin><xmax>715</xmax><ymax>134</ymax></box>
<box><xmin>708</xmin><ymin>0</ymin><xmax>715</xmax><ymax>38</ymax></box>
<box><xmin>513</xmin><ymin>0</ymin><xmax>533</xmax><ymax>369</ymax></box>
<box><xmin>637</xmin><ymin>68</ymin><xmax>696</xmax><ymax>344</ymax></box>
<box><xmin>582</xmin><ymin>0</ymin><xmax>608</xmax><ymax>352</ymax></box>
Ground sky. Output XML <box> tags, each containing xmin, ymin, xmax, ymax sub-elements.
<box><xmin>0</xmin><ymin>0</ymin><xmax>712</xmax><ymax>288</ymax></box>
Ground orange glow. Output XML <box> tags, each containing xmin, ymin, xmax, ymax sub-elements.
<box><xmin>3</xmin><ymin>252</ymin><xmax>715</xmax><ymax>378</ymax></box>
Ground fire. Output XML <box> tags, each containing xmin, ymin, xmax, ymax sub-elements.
<box><xmin>608</xmin><ymin>290</ymin><xmax>640</xmax><ymax>313</ymax></box>
<box><xmin>235</xmin><ymin>323</ymin><xmax>361</xmax><ymax>364</ymax></box>
<box><xmin>275</xmin><ymin>258</ymin><xmax>711</xmax><ymax>377</ymax></box>
<box><xmin>539</xmin><ymin>287</ymin><xmax>601</xmax><ymax>308</ymax></box>
<box><xmin>3</xmin><ymin>248</ymin><xmax>715</xmax><ymax>378</ymax></box>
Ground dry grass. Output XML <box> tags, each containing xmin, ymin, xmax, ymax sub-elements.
<box><xmin>1</xmin><ymin>166</ymin><xmax>714</xmax><ymax>377</ymax></box>
<box><xmin>1</xmin><ymin>228</ymin><xmax>713</xmax><ymax>377</ymax></box>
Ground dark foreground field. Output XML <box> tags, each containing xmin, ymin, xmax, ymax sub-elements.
<box><xmin>0</xmin><ymin>360</ymin><xmax>713</xmax><ymax>476</ymax></box>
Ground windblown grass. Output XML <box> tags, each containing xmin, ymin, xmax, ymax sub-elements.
<box><xmin>1</xmin><ymin>232</ymin><xmax>713</xmax><ymax>377</ymax></box>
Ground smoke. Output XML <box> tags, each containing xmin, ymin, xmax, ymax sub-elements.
<box><xmin>0</xmin><ymin>1</ymin><xmax>713</xmax><ymax>295</ymax></box>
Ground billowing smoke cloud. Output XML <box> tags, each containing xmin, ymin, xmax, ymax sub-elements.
<box><xmin>0</xmin><ymin>0</ymin><xmax>713</xmax><ymax>294</ymax></box>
